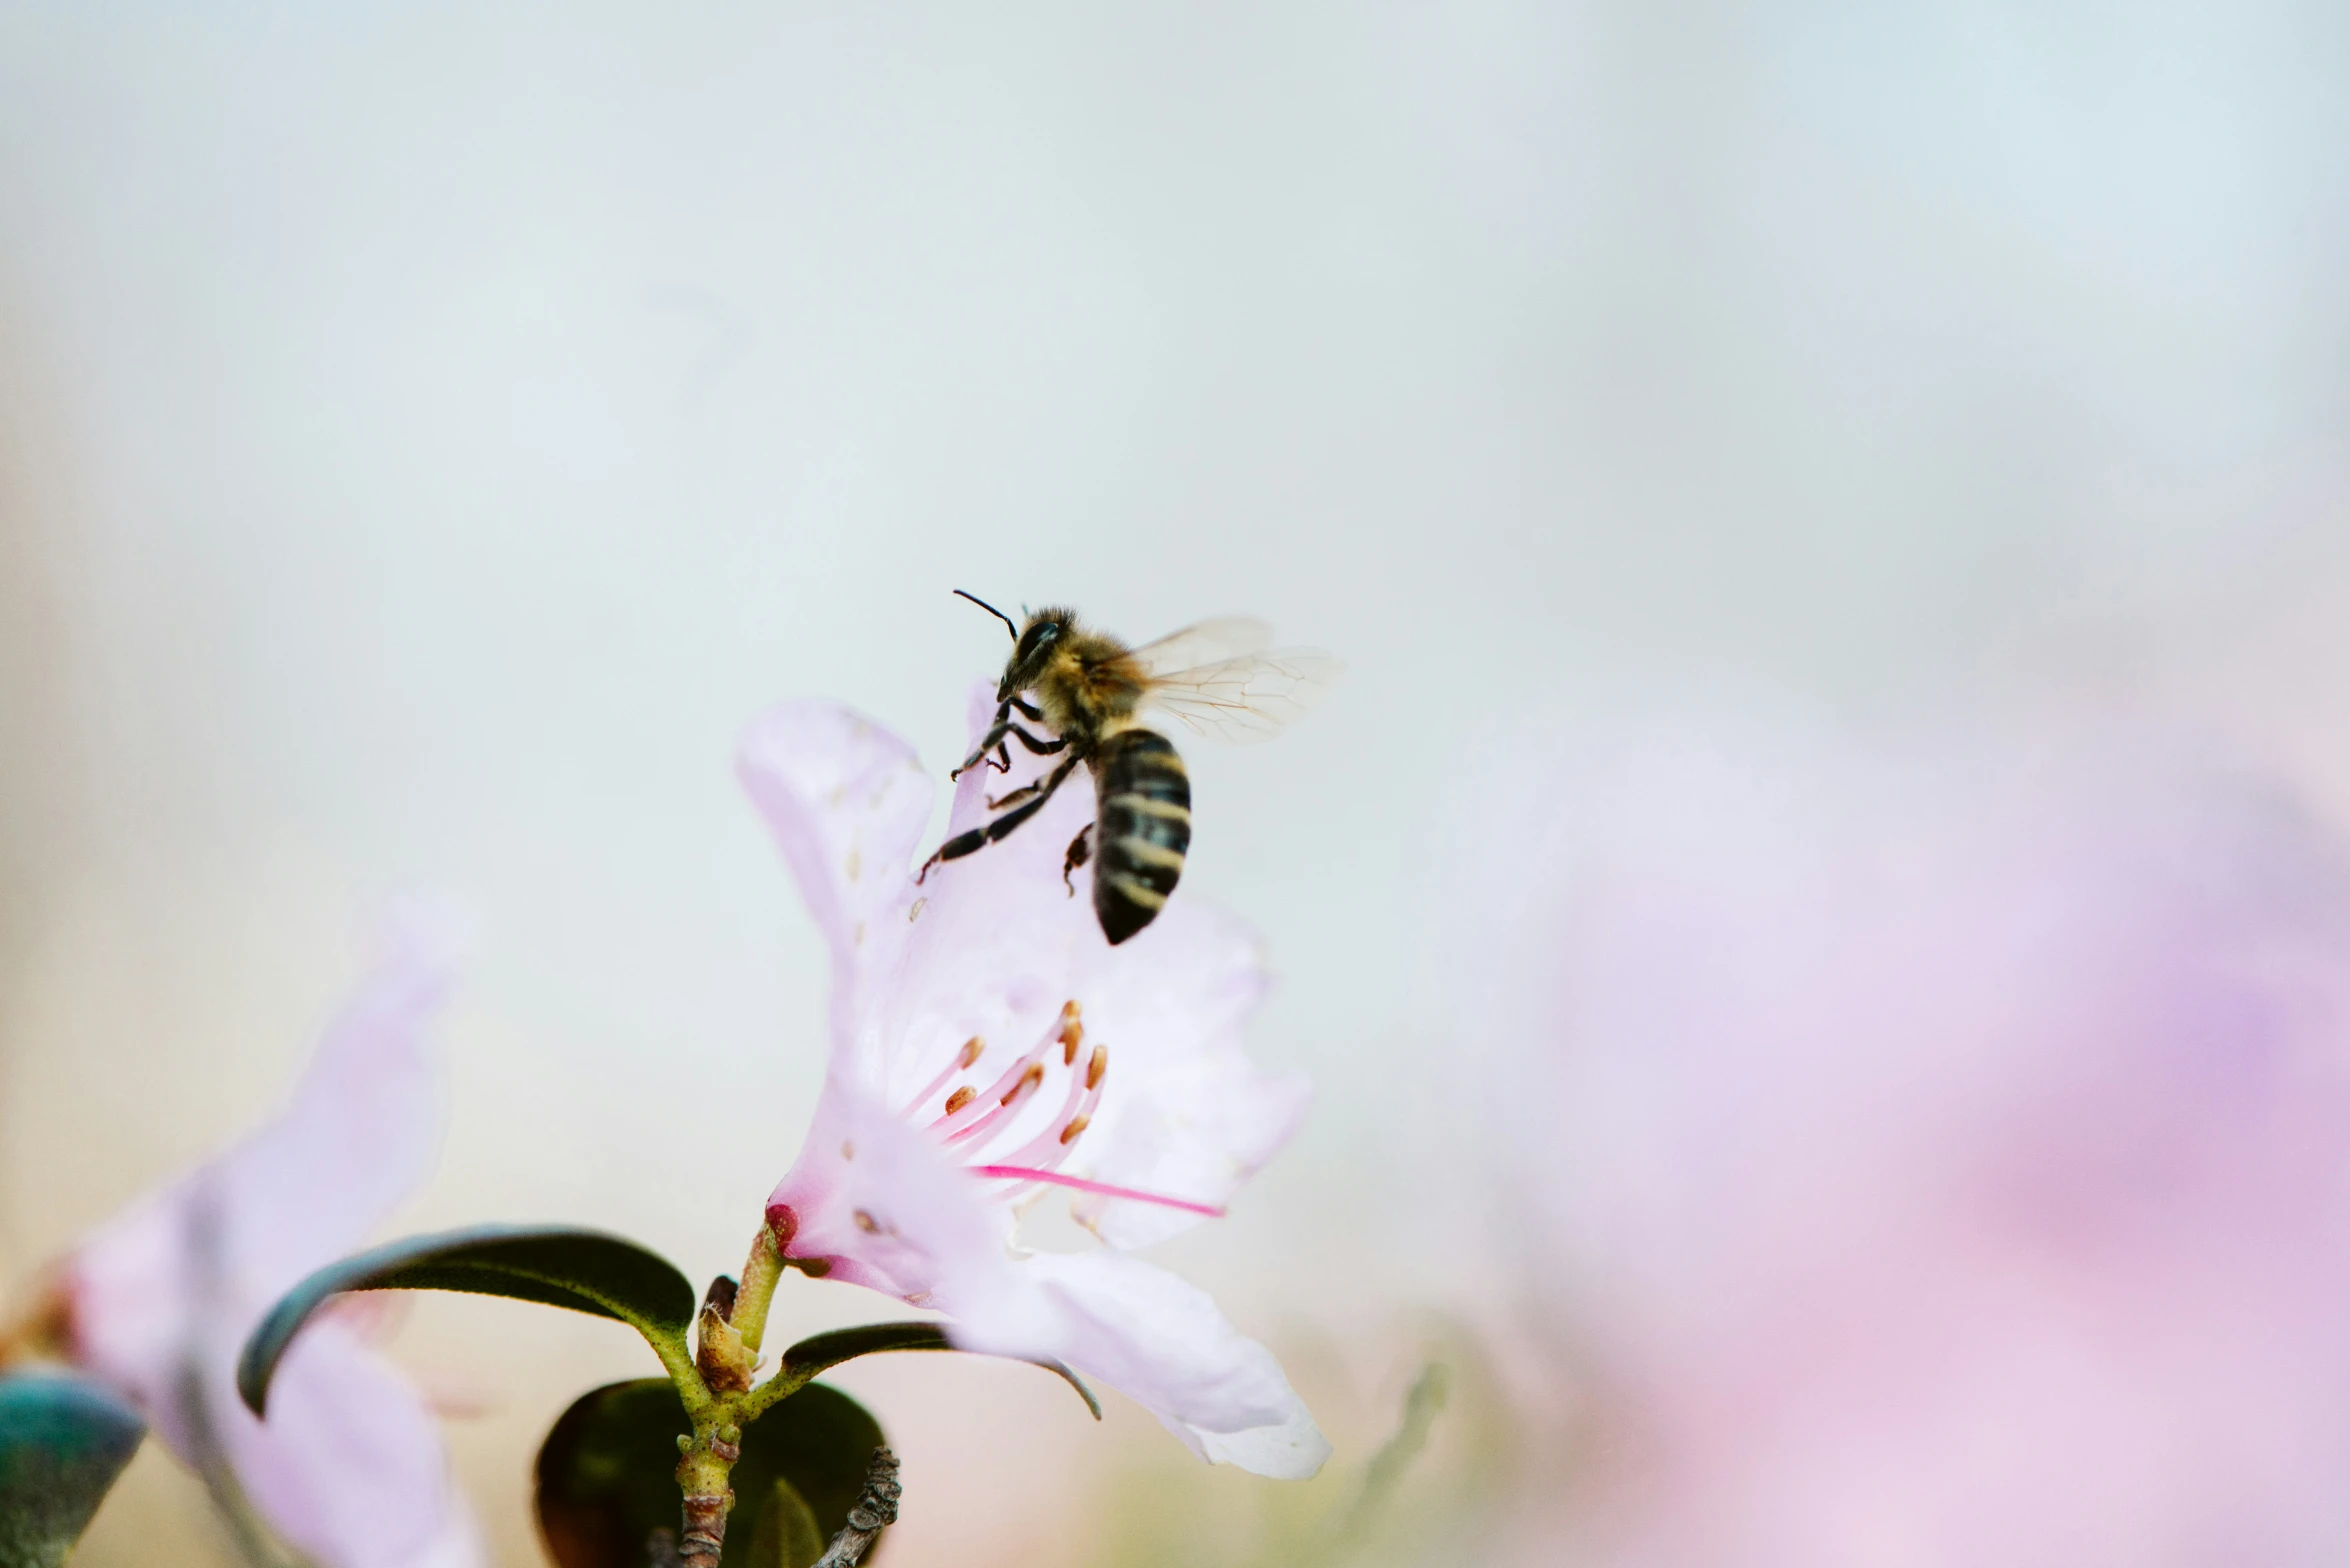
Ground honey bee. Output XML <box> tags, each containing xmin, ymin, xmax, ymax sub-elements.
<box><xmin>919</xmin><ymin>591</ymin><xmax>1339</xmax><ymax>944</ymax></box>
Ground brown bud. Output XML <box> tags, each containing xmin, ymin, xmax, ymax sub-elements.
<box><xmin>694</xmin><ymin>1304</ymin><xmax>753</xmax><ymax>1395</ymax></box>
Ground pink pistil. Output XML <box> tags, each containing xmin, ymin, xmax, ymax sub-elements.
<box><xmin>968</xmin><ymin>1166</ymin><xmax>1228</xmax><ymax>1218</ymax></box>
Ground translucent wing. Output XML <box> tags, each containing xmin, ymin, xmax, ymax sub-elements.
<box><xmin>1127</xmin><ymin>618</ymin><xmax>1274</xmax><ymax>680</ymax></box>
<box><xmin>1140</xmin><ymin>648</ymin><xmax>1344</xmax><ymax>744</ymax></box>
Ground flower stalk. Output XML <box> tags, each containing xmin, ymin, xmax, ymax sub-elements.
<box><xmin>732</xmin><ymin>1224</ymin><xmax>784</xmax><ymax>1356</ymax></box>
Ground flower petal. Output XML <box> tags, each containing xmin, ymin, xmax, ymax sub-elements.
<box><xmin>63</xmin><ymin>1183</ymin><xmax>199</xmax><ymax>1453</ymax></box>
<box><xmin>834</xmin><ymin>683</ymin><xmax>1100</xmax><ymax>1107</ymax></box>
<box><xmin>1457</xmin><ymin>723</ymin><xmax>2350</xmax><ymax>1561</ymax></box>
<box><xmin>223</xmin><ymin>1320</ymin><xmax>483</xmax><ymax>1568</ymax></box>
<box><xmin>768</xmin><ymin>1083</ymin><xmax>1057</xmax><ymax>1346</ymax></box>
<box><xmin>737</xmin><ymin>701</ymin><xmax>936</xmax><ymax>1042</ymax></box>
<box><xmin>72</xmin><ymin>923</ymin><xmax>456</xmax><ymax>1421</ymax></box>
<box><xmin>769</xmin><ymin>1089</ymin><xmax>1325</xmax><ymax>1477</ymax></box>
<box><xmin>1066</xmin><ymin>901</ymin><xmax>1309</xmax><ymax>1248</ymax></box>
<box><xmin>215</xmin><ymin>914</ymin><xmax>459</xmax><ymax>1292</ymax></box>
<box><xmin>67</xmin><ymin>921</ymin><xmax>481</xmax><ymax>1566</ymax></box>
<box><xmin>1000</xmin><ymin>1252</ymin><xmax>1330</xmax><ymax>1480</ymax></box>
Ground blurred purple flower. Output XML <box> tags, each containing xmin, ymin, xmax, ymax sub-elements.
<box><xmin>1467</xmin><ymin>725</ymin><xmax>2350</xmax><ymax>1566</ymax></box>
<box><xmin>739</xmin><ymin>695</ymin><xmax>1326</xmax><ymax>1479</ymax></box>
<box><xmin>65</xmin><ymin>919</ymin><xmax>482</xmax><ymax>1568</ymax></box>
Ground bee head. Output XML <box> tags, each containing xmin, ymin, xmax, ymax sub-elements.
<box><xmin>1001</xmin><ymin>609</ymin><xmax>1074</xmax><ymax>700</ymax></box>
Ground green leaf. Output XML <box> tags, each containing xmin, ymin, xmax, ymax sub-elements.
<box><xmin>535</xmin><ymin>1379</ymin><xmax>882</xmax><ymax>1568</ymax></box>
<box><xmin>743</xmin><ymin>1478</ymin><xmax>825</xmax><ymax>1568</ymax></box>
<box><xmin>762</xmin><ymin>1320</ymin><xmax>1101</xmax><ymax>1420</ymax></box>
<box><xmin>1324</xmin><ymin>1360</ymin><xmax>1450</xmax><ymax>1555</ymax></box>
<box><xmin>239</xmin><ymin>1225</ymin><xmax>697</xmax><ymax>1417</ymax></box>
<box><xmin>0</xmin><ymin>1372</ymin><xmax>145</xmax><ymax>1568</ymax></box>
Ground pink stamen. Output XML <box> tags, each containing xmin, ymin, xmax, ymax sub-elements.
<box><xmin>931</xmin><ymin>1007</ymin><xmax>1071</xmax><ymax>1136</ymax></box>
<box><xmin>942</xmin><ymin>1065</ymin><xmax>1044</xmax><ymax>1149</ymax></box>
<box><xmin>902</xmin><ymin>1036</ymin><xmax>981</xmax><ymax>1121</ymax></box>
<box><xmin>968</xmin><ymin>1166</ymin><xmax>1227</xmax><ymax>1218</ymax></box>
<box><xmin>990</xmin><ymin>1056</ymin><xmax>1099</xmax><ymax>1169</ymax></box>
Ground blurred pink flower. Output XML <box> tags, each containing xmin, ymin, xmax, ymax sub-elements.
<box><xmin>65</xmin><ymin>920</ymin><xmax>482</xmax><ymax>1568</ymax></box>
<box><xmin>740</xmin><ymin>695</ymin><xmax>1326</xmax><ymax>1479</ymax></box>
<box><xmin>1467</xmin><ymin>726</ymin><xmax>2350</xmax><ymax>1566</ymax></box>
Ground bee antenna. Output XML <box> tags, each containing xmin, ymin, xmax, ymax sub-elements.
<box><xmin>953</xmin><ymin>589</ymin><xmax>1019</xmax><ymax>641</ymax></box>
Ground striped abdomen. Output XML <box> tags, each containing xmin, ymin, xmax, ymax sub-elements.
<box><xmin>1093</xmin><ymin>728</ymin><xmax>1191</xmax><ymax>944</ymax></box>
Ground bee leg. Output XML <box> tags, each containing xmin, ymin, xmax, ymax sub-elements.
<box><xmin>1007</xmin><ymin>725</ymin><xmax>1067</xmax><ymax>755</ymax></box>
<box><xmin>1062</xmin><ymin>825</ymin><xmax>1094</xmax><ymax>895</ymax></box>
<box><xmin>985</xmin><ymin>735</ymin><xmax>1080</xmax><ymax>808</ymax></box>
<box><xmin>1011</xmin><ymin>696</ymin><xmax>1044</xmax><ymax>721</ymax></box>
<box><xmin>918</xmin><ymin>827</ymin><xmax>979</xmax><ymax>881</ymax></box>
<box><xmin>953</xmin><ymin>719</ymin><xmax>1066</xmax><ymax>780</ymax></box>
<box><xmin>953</xmin><ymin>725</ymin><xmax>1006</xmax><ymax>780</ymax></box>
<box><xmin>953</xmin><ymin>707</ymin><xmax>1020</xmax><ymax>779</ymax></box>
<box><xmin>918</xmin><ymin>756</ymin><xmax>1083</xmax><ymax>881</ymax></box>
<box><xmin>988</xmin><ymin>780</ymin><xmax>1046</xmax><ymax>811</ymax></box>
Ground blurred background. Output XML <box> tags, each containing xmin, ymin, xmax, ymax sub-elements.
<box><xmin>2</xmin><ymin>4</ymin><xmax>2348</xmax><ymax>1564</ymax></box>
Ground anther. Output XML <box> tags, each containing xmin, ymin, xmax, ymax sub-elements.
<box><xmin>1057</xmin><ymin>1003</ymin><xmax>1084</xmax><ymax>1064</ymax></box>
<box><xmin>959</xmin><ymin>1035</ymin><xmax>985</xmax><ymax>1068</ymax></box>
<box><xmin>1059</xmin><ymin>1114</ymin><xmax>1090</xmax><ymax>1145</ymax></box>
<box><xmin>1087</xmin><ymin>1045</ymin><xmax>1107</xmax><ymax>1090</ymax></box>
<box><xmin>943</xmin><ymin>1086</ymin><xmax>975</xmax><ymax>1116</ymax></box>
<box><xmin>1002</xmin><ymin>1062</ymin><xmax>1046</xmax><ymax>1106</ymax></box>
<box><xmin>853</xmin><ymin>1209</ymin><xmax>880</xmax><ymax>1234</ymax></box>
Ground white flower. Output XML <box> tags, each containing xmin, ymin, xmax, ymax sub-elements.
<box><xmin>65</xmin><ymin>920</ymin><xmax>483</xmax><ymax>1568</ymax></box>
<box><xmin>742</xmin><ymin>694</ymin><xmax>1327</xmax><ymax>1479</ymax></box>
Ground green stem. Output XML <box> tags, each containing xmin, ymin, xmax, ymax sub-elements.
<box><xmin>732</xmin><ymin>1224</ymin><xmax>784</xmax><ymax>1357</ymax></box>
<box><xmin>737</xmin><ymin>1360</ymin><xmax>819</xmax><ymax>1425</ymax></box>
<box><xmin>646</xmin><ymin>1325</ymin><xmax>716</xmax><ymax>1422</ymax></box>
<box><xmin>673</xmin><ymin>1413</ymin><xmax>741</xmax><ymax>1568</ymax></box>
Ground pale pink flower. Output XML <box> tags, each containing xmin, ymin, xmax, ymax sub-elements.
<box><xmin>1463</xmin><ymin>724</ymin><xmax>2350</xmax><ymax>1566</ymax></box>
<box><xmin>65</xmin><ymin>920</ymin><xmax>483</xmax><ymax>1568</ymax></box>
<box><xmin>740</xmin><ymin>695</ymin><xmax>1327</xmax><ymax>1479</ymax></box>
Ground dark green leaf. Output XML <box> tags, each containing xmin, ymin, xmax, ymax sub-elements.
<box><xmin>743</xmin><ymin>1478</ymin><xmax>825</xmax><ymax>1568</ymax></box>
<box><xmin>239</xmin><ymin>1226</ymin><xmax>696</xmax><ymax>1417</ymax></box>
<box><xmin>0</xmin><ymin>1372</ymin><xmax>145</xmax><ymax>1568</ymax></box>
<box><xmin>535</xmin><ymin>1379</ymin><xmax>883</xmax><ymax>1568</ymax></box>
<box><xmin>771</xmin><ymin>1320</ymin><xmax>1102</xmax><ymax>1420</ymax></box>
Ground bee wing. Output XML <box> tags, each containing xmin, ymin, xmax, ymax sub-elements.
<box><xmin>1127</xmin><ymin>618</ymin><xmax>1275</xmax><ymax>679</ymax></box>
<box><xmin>1140</xmin><ymin>648</ymin><xmax>1344</xmax><ymax>744</ymax></box>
